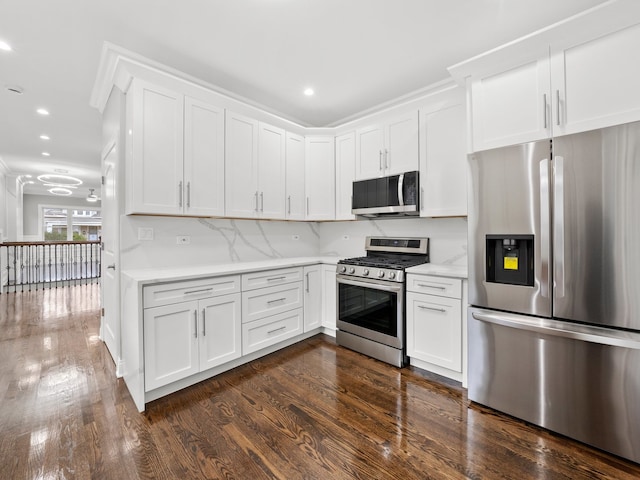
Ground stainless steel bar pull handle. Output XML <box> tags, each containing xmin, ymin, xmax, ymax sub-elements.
<box><xmin>306</xmin><ymin>197</ymin><xmax>310</xmax><ymax>216</ymax></box>
<box><xmin>254</xmin><ymin>191</ymin><xmax>259</xmax><ymax>211</ymax></box>
<box><xmin>556</xmin><ymin>90</ymin><xmax>561</xmax><ymax>126</ymax></box>
<box><xmin>267</xmin><ymin>276</ymin><xmax>286</xmax><ymax>282</ymax></box>
<box><xmin>267</xmin><ymin>297</ymin><xmax>287</xmax><ymax>304</ymax></box>
<box><xmin>305</xmin><ymin>273</ymin><xmax>309</xmax><ymax>293</ymax></box>
<box><xmin>543</xmin><ymin>94</ymin><xmax>548</xmax><ymax>129</ymax></box>
<box><xmin>379</xmin><ymin>150</ymin><xmax>383</xmax><ymax>170</ymax></box>
<box><xmin>418</xmin><ymin>304</ymin><xmax>446</xmax><ymax>313</ymax></box>
<box><xmin>186</xmin><ymin>181</ymin><xmax>191</xmax><ymax>208</ymax></box>
<box><xmin>398</xmin><ymin>173</ymin><xmax>405</xmax><ymax>206</ymax></box>
<box><xmin>267</xmin><ymin>325</ymin><xmax>287</xmax><ymax>335</ymax></box>
<box><xmin>202</xmin><ymin>308</ymin><xmax>206</xmax><ymax>336</ymax></box>
<box><xmin>178</xmin><ymin>181</ymin><xmax>183</xmax><ymax>208</ymax></box>
<box><xmin>194</xmin><ymin>310</ymin><xmax>198</xmax><ymax>338</ymax></box>
<box><xmin>539</xmin><ymin>160</ymin><xmax>550</xmax><ymax>298</ymax></box>
<box><xmin>184</xmin><ymin>288</ymin><xmax>214</xmax><ymax>295</ymax></box>
<box><xmin>260</xmin><ymin>192</ymin><xmax>264</xmax><ymax>212</ymax></box>
<box><xmin>288</xmin><ymin>196</ymin><xmax>291</xmax><ymax>215</ymax></box>
<box><xmin>384</xmin><ymin>149</ymin><xmax>389</xmax><ymax>169</ymax></box>
<box><xmin>417</xmin><ymin>283</ymin><xmax>446</xmax><ymax>290</ymax></box>
<box><xmin>554</xmin><ymin>156</ymin><xmax>565</xmax><ymax>298</ymax></box>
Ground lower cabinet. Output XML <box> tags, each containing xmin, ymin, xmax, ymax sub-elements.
<box><xmin>321</xmin><ymin>265</ymin><xmax>337</xmax><ymax>332</ymax></box>
<box><xmin>242</xmin><ymin>308</ymin><xmax>303</xmax><ymax>355</ymax></box>
<box><xmin>303</xmin><ymin>265</ymin><xmax>322</xmax><ymax>332</ymax></box>
<box><xmin>406</xmin><ymin>274</ymin><xmax>464</xmax><ymax>381</ymax></box>
<box><xmin>144</xmin><ymin>292</ymin><xmax>242</xmax><ymax>391</ymax></box>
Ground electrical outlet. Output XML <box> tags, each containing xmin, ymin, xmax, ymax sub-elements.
<box><xmin>138</xmin><ymin>227</ymin><xmax>154</xmax><ymax>241</ymax></box>
<box><xmin>342</xmin><ymin>235</ymin><xmax>350</xmax><ymax>240</ymax></box>
<box><xmin>176</xmin><ymin>235</ymin><xmax>190</xmax><ymax>245</ymax></box>
<box><xmin>292</xmin><ymin>234</ymin><xmax>300</xmax><ymax>240</ymax></box>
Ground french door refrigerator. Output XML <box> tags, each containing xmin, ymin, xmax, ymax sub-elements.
<box><xmin>468</xmin><ymin>121</ymin><xmax>640</xmax><ymax>464</ymax></box>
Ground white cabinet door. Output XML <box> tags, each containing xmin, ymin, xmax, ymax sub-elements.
<box><xmin>285</xmin><ymin>132</ymin><xmax>306</xmax><ymax>220</ymax></box>
<box><xmin>128</xmin><ymin>79</ymin><xmax>184</xmax><ymax>215</ymax></box>
<box><xmin>305</xmin><ymin>136</ymin><xmax>335</xmax><ymax>220</ymax></box>
<box><xmin>258</xmin><ymin>122</ymin><xmax>286</xmax><ymax>219</ymax></box>
<box><xmin>242</xmin><ymin>283</ymin><xmax>303</xmax><ymax>324</ymax></box>
<box><xmin>470</xmin><ymin>55</ymin><xmax>551</xmax><ymax>151</ymax></box>
<box><xmin>419</xmin><ymin>98</ymin><xmax>468</xmax><ymax>217</ymax></box>
<box><xmin>184</xmin><ymin>96</ymin><xmax>225</xmax><ymax>216</ymax></box>
<box><xmin>225</xmin><ymin>111</ymin><xmax>259</xmax><ymax>218</ymax></box>
<box><xmin>144</xmin><ymin>301</ymin><xmax>199</xmax><ymax>391</ymax></box>
<box><xmin>356</xmin><ymin>124</ymin><xmax>385</xmax><ymax>180</ymax></box>
<box><xmin>406</xmin><ymin>292</ymin><xmax>462</xmax><ymax>372</ymax></box>
<box><xmin>242</xmin><ymin>309</ymin><xmax>303</xmax><ymax>355</ymax></box>
<box><xmin>385</xmin><ymin>112</ymin><xmax>419</xmax><ymax>175</ymax></box>
<box><xmin>335</xmin><ymin>132</ymin><xmax>356</xmax><ymax>220</ymax></box>
<box><xmin>303</xmin><ymin>265</ymin><xmax>322</xmax><ymax>332</ymax></box>
<box><xmin>199</xmin><ymin>293</ymin><xmax>242</xmax><ymax>371</ymax></box>
<box><xmin>552</xmin><ymin>22</ymin><xmax>640</xmax><ymax>137</ymax></box>
<box><xmin>321</xmin><ymin>265</ymin><xmax>337</xmax><ymax>331</ymax></box>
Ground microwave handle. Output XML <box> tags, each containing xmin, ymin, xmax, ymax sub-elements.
<box><xmin>397</xmin><ymin>173</ymin><xmax>404</xmax><ymax>206</ymax></box>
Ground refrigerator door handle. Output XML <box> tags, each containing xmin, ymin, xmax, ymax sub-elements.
<box><xmin>471</xmin><ymin>310</ymin><xmax>640</xmax><ymax>350</ymax></box>
<box><xmin>554</xmin><ymin>156</ymin><xmax>565</xmax><ymax>298</ymax></box>
<box><xmin>539</xmin><ymin>159</ymin><xmax>550</xmax><ymax>298</ymax></box>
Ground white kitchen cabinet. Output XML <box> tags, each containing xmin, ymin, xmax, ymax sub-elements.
<box><xmin>183</xmin><ymin>96</ymin><xmax>225</xmax><ymax>216</ymax></box>
<box><xmin>241</xmin><ymin>282</ymin><xmax>303</xmax><ymax>324</ymax></box>
<box><xmin>224</xmin><ymin>111</ymin><xmax>259</xmax><ymax>218</ymax></box>
<box><xmin>406</xmin><ymin>274</ymin><xmax>463</xmax><ymax>381</ymax></box>
<box><xmin>355</xmin><ymin>112</ymin><xmax>419</xmax><ymax>180</ymax></box>
<box><xmin>127</xmin><ymin>79</ymin><xmax>225</xmax><ymax>216</ymax></box>
<box><xmin>335</xmin><ymin>132</ymin><xmax>356</xmax><ymax>220</ymax></box>
<box><xmin>303</xmin><ymin>265</ymin><xmax>322</xmax><ymax>332</ymax></box>
<box><xmin>419</xmin><ymin>92</ymin><xmax>468</xmax><ymax>217</ymax></box>
<box><xmin>285</xmin><ymin>132</ymin><xmax>306</xmax><ymax>220</ymax></box>
<box><xmin>225</xmin><ymin>113</ymin><xmax>286</xmax><ymax>219</ymax></box>
<box><xmin>143</xmin><ymin>277</ymin><xmax>242</xmax><ymax>391</ymax></box>
<box><xmin>321</xmin><ymin>265</ymin><xmax>337</xmax><ymax>332</ymax></box>
<box><xmin>305</xmin><ymin>136</ymin><xmax>335</xmax><ymax>220</ymax></box>
<box><xmin>128</xmin><ymin>79</ymin><xmax>184</xmax><ymax>215</ymax></box>
<box><xmin>242</xmin><ymin>309</ymin><xmax>303</xmax><ymax>355</ymax></box>
<box><xmin>468</xmin><ymin>22</ymin><xmax>640</xmax><ymax>151</ymax></box>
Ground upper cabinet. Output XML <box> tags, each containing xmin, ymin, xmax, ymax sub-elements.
<box><xmin>456</xmin><ymin>9</ymin><xmax>640</xmax><ymax>152</ymax></box>
<box><xmin>285</xmin><ymin>132</ymin><xmax>306</xmax><ymax>221</ymax></box>
<box><xmin>126</xmin><ymin>79</ymin><xmax>225</xmax><ymax>216</ymax></box>
<box><xmin>225</xmin><ymin>113</ymin><xmax>286</xmax><ymax>219</ymax></box>
<box><xmin>305</xmin><ymin>136</ymin><xmax>335</xmax><ymax>221</ymax></box>
<box><xmin>335</xmin><ymin>132</ymin><xmax>356</xmax><ymax>221</ymax></box>
<box><xmin>355</xmin><ymin>112</ymin><xmax>419</xmax><ymax>180</ymax></box>
<box><xmin>419</xmin><ymin>89</ymin><xmax>468</xmax><ymax>217</ymax></box>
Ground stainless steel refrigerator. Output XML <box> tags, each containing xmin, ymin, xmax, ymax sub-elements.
<box><xmin>468</xmin><ymin>121</ymin><xmax>640</xmax><ymax>464</ymax></box>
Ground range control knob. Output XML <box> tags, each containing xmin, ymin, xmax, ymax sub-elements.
<box><xmin>388</xmin><ymin>272</ymin><xmax>396</xmax><ymax>280</ymax></box>
<box><xmin>339</xmin><ymin>266</ymin><xmax>347</xmax><ymax>273</ymax></box>
<box><xmin>348</xmin><ymin>267</ymin><xmax>356</xmax><ymax>274</ymax></box>
<box><xmin>378</xmin><ymin>270</ymin><xmax>385</xmax><ymax>278</ymax></box>
<box><xmin>363</xmin><ymin>269</ymin><xmax>370</xmax><ymax>276</ymax></box>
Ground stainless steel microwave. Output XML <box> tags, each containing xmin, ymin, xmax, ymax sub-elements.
<box><xmin>352</xmin><ymin>171</ymin><xmax>419</xmax><ymax>217</ymax></box>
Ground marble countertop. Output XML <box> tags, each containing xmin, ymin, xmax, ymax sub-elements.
<box><xmin>405</xmin><ymin>263</ymin><xmax>468</xmax><ymax>279</ymax></box>
<box><xmin>122</xmin><ymin>256</ymin><xmax>342</xmax><ymax>285</ymax></box>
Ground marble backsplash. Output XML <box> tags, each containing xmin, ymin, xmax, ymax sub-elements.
<box><xmin>120</xmin><ymin>215</ymin><xmax>467</xmax><ymax>271</ymax></box>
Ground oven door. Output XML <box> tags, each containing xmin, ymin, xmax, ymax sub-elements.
<box><xmin>336</xmin><ymin>275</ymin><xmax>404</xmax><ymax>349</ymax></box>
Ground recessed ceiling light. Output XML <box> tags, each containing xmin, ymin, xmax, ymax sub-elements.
<box><xmin>40</xmin><ymin>135</ymin><xmax>50</xmax><ymax>140</ymax></box>
<box><xmin>0</xmin><ymin>41</ymin><xmax>11</xmax><ymax>51</ymax></box>
<box><xmin>304</xmin><ymin>88</ymin><xmax>315</xmax><ymax>96</ymax></box>
<box><xmin>36</xmin><ymin>108</ymin><xmax>49</xmax><ymax>115</ymax></box>
<box><xmin>42</xmin><ymin>152</ymin><xmax>50</xmax><ymax>157</ymax></box>
<box><xmin>48</xmin><ymin>187</ymin><xmax>72</xmax><ymax>196</ymax></box>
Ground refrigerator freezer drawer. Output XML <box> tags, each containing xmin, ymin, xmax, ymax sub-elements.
<box><xmin>468</xmin><ymin>307</ymin><xmax>640</xmax><ymax>464</ymax></box>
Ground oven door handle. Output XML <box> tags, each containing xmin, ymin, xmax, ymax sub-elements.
<box><xmin>337</xmin><ymin>276</ymin><xmax>403</xmax><ymax>293</ymax></box>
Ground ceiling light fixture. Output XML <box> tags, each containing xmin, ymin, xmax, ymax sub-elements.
<box><xmin>36</xmin><ymin>108</ymin><xmax>49</xmax><ymax>115</ymax></box>
<box><xmin>5</xmin><ymin>84</ymin><xmax>23</xmax><ymax>94</ymax></box>
<box><xmin>86</xmin><ymin>189</ymin><xmax>98</xmax><ymax>202</ymax></box>
<box><xmin>0</xmin><ymin>40</ymin><xmax>11</xmax><ymax>51</ymax></box>
<box><xmin>48</xmin><ymin>187</ymin><xmax>72</xmax><ymax>196</ymax></box>
<box><xmin>42</xmin><ymin>152</ymin><xmax>50</xmax><ymax>156</ymax></box>
<box><xmin>37</xmin><ymin>174</ymin><xmax>82</xmax><ymax>186</ymax></box>
<box><xmin>304</xmin><ymin>87</ymin><xmax>315</xmax><ymax>96</ymax></box>
<box><xmin>40</xmin><ymin>135</ymin><xmax>50</xmax><ymax>140</ymax></box>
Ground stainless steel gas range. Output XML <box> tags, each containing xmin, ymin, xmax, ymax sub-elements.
<box><xmin>336</xmin><ymin>237</ymin><xmax>429</xmax><ymax>367</ymax></box>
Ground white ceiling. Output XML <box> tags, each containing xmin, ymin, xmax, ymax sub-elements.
<box><xmin>0</xmin><ymin>0</ymin><xmax>606</xmax><ymax>198</ymax></box>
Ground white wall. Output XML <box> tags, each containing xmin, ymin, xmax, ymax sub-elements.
<box><xmin>0</xmin><ymin>162</ymin><xmax>6</xmax><ymax>241</ymax></box>
<box><xmin>318</xmin><ymin>217</ymin><xmax>467</xmax><ymax>266</ymax></box>
<box><xmin>120</xmin><ymin>215</ymin><xmax>321</xmax><ymax>270</ymax></box>
<box><xmin>22</xmin><ymin>194</ymin><xmax>102</xmax><ymax>239</ymax></box>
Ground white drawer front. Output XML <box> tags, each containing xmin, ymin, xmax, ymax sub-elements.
<box><xmin>242</xmin><ymin>283</ymin><xmax>303</xmax><ymax>324</ymax></box>
<box><xmin>406</xmin><ymin>275</ymin><xmax>461</xmax><ymax>299</ymax></box>
<box><xmin>242</xmin><ymin>308</ymin><xmax>303</xmax><ymax>355</ymax></box>
<box><xmin>241</xmin><ymin>267</ymin><xmax>303</xmax><ymax>291</ymax></box>
<box><xmin>144</xmin><ymin>275</ymin><xmax>241</xmax><ymax>309</ymax></box>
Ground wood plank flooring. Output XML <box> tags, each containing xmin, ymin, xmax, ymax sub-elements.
<box><xmin>2</xmin><ymin>285</ymin><xmax>640</xmax><ymax>479</ymax></box>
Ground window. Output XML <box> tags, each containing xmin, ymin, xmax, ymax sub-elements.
<box><xmin>43</xmin><ymin>207</ymin><xmax>102</xmax><ymax>241</ymax></box>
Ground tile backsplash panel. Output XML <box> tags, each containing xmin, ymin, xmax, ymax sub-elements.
<box><xmin>120</xmin><ymin>215</ymin><xmax>467</xmax><ymax>270</ymax></box>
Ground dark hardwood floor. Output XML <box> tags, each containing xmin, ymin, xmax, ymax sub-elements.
<box><xmin>1</xmin><ymin>285</ymin><xmax>640</xmax><ymax>479</ymax></box>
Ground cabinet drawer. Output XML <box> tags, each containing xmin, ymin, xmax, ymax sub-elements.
<box><xmin>242</xmin><ymin>308</ymin><xmax>303</xmax><ymax>355</ymax></box>
<box><xmin>242</xmin><ymin>267</ymin><xmax>303</xmax><ymax>291</ymax></box>
<box><xmin>406</xmin><ymin>275</ymin><xmax>461</xmax><ymax>298</ymax></box>
<box><xmin>144</xmin><ymin>275</ymin><xmax>241</xmax><ymax>309</ymax></box>
<box><xmin>242</xmin><ymin>283</ymin><xmax>303</xmax><ymax>324</ymax></box>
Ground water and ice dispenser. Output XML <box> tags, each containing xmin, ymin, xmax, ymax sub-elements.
<box><xmin>486</xmin><ymin>235</ymin><xmax>534</xmax><ymax>287</ymax></box>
